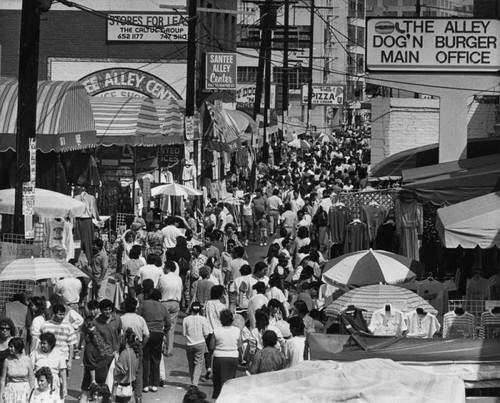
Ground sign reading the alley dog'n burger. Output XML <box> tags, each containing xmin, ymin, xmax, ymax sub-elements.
<box><xmin>205</xmin><ymin>53</ymin><xmax>237</xmax><ymax>90</ymax></box>
<box><xmin>366</xmin><ymin>18</ymin><xmax>500</xmax><ymax>72</ymax></box>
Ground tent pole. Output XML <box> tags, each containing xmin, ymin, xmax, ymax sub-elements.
<box><xmin>133</xmin><ymin>146</ymin><xmax>137</xmax><ymax>216</ymax></box>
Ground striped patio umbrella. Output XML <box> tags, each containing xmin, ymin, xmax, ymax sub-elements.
<box><xmin>322</xmin><ymin>249</ymin><xmax>423</xmax><ymax>288</ymax></box>
<box><xmin>288</xmin><ymin>139</ymin><xmax>312</xmax><ymax>150</ymax></box>
<box><xmin>325</xmin><ymin>284</ymin><xmax>437</xmax><ymax>321</ymax></box>
<box><xmin>0</xmin><ymin>258</ymin><xmax>88</xmax><ymax>281</ymax></box>
<box><xmin>318</xmin><ymin>132</ymin><xmax>336</xmax><ymax>143</ymax></box>
<box><xmin>151</xmin><ymin>183</ymin><xmax>203</xmax><ymax>197</ymax></box>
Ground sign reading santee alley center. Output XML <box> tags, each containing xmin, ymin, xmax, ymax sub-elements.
<box><xmin>366</xmin><ymin>18</ymin><xmax>500</xmax><ymax>72</ymax></box>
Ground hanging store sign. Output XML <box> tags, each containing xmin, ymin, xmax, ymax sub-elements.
<box><xmin>185</xmin><ymin>116</ymin><xmax>195</xmax><ymax>141</ymax></box>
<box><xmin>366</xmin><ymin>18</ymin><xmax>500</xmax><ymax>72</ymax></box>
<box><xmin>107</xmin><ymin>13</ymin><xmax>188</xmax><ymax>42</ymax></box>
<box><xmin>236</xmin><ymin>84</ymin><xmax>276</xmax><ymax>108</ymax></box>
<box><xmin>302</xmin><ymin>85</ymin><xmax>344</xmax><ymax>105</ymax></box>
<box><xmin>205</xmin><ymin>53</ymin><xmax>237</xmax><ymax>90</ymax></box>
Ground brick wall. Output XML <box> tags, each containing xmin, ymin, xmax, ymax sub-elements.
<box><xmin>371</xmin><ymin>97</ymin><xmax>498</xmax><ymax>167</ymax></box>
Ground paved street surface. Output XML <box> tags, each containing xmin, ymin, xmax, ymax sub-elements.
<box><xmin>66</xmin><ymin>241</ymin><xmax>268</xmax><ymax>403</ymax></box>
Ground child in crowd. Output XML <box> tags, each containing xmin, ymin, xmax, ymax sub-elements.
<box><xmin>285</xmin><ymin>316</ymin><xmax>306</xmax><ymax>367</ymax></box>
<box><xmin>257</xmin><ymin>212</ymin><xmax>269</xmax><ymax>247</ymax></box>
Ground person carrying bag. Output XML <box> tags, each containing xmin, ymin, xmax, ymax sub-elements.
<box><xmin>114</xmin><ymin>329</ymin><xmax>139</xmax><ymax>402</ymax></box>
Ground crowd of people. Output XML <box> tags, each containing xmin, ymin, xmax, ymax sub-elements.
<box><xmin>0</xmin><ymin>129</ymin><xmax>378</xmax><ymax>402</ymax></box>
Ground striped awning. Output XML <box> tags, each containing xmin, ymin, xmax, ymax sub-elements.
<box><xmin>0</xmin><ymin>77</ymin><xmax>96</xmax><ymax>152</ymax></box>
<box><xmin>90</xmin><ymin>97</ymin><xmax>162</xmax><ymax>146</ymax></box>
<box><xmin>206</xmin><ymin>102</ymin><xmax>240</xmax><ymax>152</ymax></box>
<box><xmin>151</xmin><ymin>98</ymin><xmax>184</xmax><ymax>144</ymax></box>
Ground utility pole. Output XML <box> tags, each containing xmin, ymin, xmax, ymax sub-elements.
<box><xmin>14</xmin><ymin>0</ymin><xmax>45</xmax><ymax>235</ymax></box>
<box><xmin>416</xmin><ymin>0</ymin><xmax>421</xmax><ymax>17</ymax></box>
<box><xmin>186</xmin><ymin>0</ymin><xmax>197</xmax><ymax>117</ymax></box>
<box><xmin>306</xmin><ymin>0</ymin><xmax>315</xmax><ymax>131</ymax></box>
<box><xmin>281</xmin><ymin>0</ymin><xmax>289</xmax><ymax>163</ymax></box>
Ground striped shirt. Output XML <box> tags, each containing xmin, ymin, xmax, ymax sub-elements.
<box><xmin>442</xmin><ymin>311</ymin><xmax>476</xmax><ymax>339</ymax></box>
<box><xmin>40</xmin><ymin>320</ymin><xmax>77</xmax><ymax>360</ymax></box>
<box><xmin>479</xmin><ymin>310</ymin><xmax>500</xmax><ymax>339</ymax></box>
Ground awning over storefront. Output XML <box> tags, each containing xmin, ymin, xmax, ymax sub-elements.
<box><xmin>436</xmin><ymin>192</ymin><xmax>500</xmax><ymax>249</ymax></box>
<box><xmin>90</xmin><ymin>97</ymin><xmax>162</xmax><ymax>146</ymax></box>
<box><xmin>224</xmin><ymin>108</ymin><xmax>262</xmax><ymax>147</ymax></box>
<box><xmin>151</xmin><ymin>98</ymin><xmax>184</xmax><ymax>144</ymax></box>
<box><xmin>205</xmin><ymin>102</ymin><xmax>240</xmax><ymax>152</ymax></box>
<box><xmin>0</xmin><ymin>77</ymin><xmax>96</xmax><ymax>152</ymax></box>
<box><xmin>402</xmin><ymin>154</ymin><xmax>500</xmax><ymax>204</ymax></box>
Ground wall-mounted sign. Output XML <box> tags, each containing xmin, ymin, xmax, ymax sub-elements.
<box><xmin>302</xmin><ymin>85</ymin><xmax>344</xmax><ymax>105</ymax></box>
<box><xmin>205</xmin><ymin>53</ymin><xmax>237</xmax><ymax>90</ymax></box>
<box><xmin>236</xmin><ymin>84</ymin><xmax>276</xmax><ymax>108</ymax></box>
<box><xmin>107</xmin><ymin>13</ymin><xmax>188</xmax><ymax>42</ymax></box>
<box><xmin>366</xmin><ymin>18</ymin><xmax>500</xmax><ymax>72</ymax></box>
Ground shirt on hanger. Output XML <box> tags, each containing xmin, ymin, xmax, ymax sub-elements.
<box><xmin>405</xmin><ymin>310</ymin><xmax>440</xmax><ymax>338</ymax></box>
<box><xmin>442</xmin><ymin>310</ymin><xmax>476</xmax><ymax>339</ymax></box>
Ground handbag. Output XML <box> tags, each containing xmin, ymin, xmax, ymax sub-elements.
<box><xmin>115</xmin><ymin>349</ymin><xmax>133</xmax><ymax>398</ymax></box>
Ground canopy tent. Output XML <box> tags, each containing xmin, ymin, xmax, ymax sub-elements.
<box><xmin>90</xmin><ymin>97</ymin><xmax>162</xmax><ymax>146</ymax></box>
<box><xmin>402</xmin><ymin>154</ymin><xmax>500</xmax><ymax>205</ymax></box>
<box><xmin>436</xmin><ymin>192</ymin><xmax>500</xmax><ymax>249</ymax></box>
<box><xmin>371</xmin><ymin>137</ymin><xmax>500</xmax><ymax>177</ymax></box>
<box><xmin>224</xmin><ymin>108</ymin><xmax>259</xmax><ymax>144</ymax></box>
<box><xmin>0</xmin><ymin>77</ymin><xmax>96</xmax><ymax>152</ymax></box>
<box><xmin>151</xmin><ymin>98</ymin><xmax>184</xmax><ymax>144</ymax></box>
<box><xmin>205</xmin><ymin>102</ymin><xmax>241</xmax><ymax>152</ymax></box>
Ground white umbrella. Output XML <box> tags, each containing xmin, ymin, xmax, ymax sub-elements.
<box><xmin>0</xmin><ymin>257</ymin><xmax>88</xmax><ymax>281</ymax></box>
<box><xmin>0</xmin><ymin>188</ymin><xmax>86</xmax><ymax>218</ymax></box>
<box><xmin>288</xmin><ymin>139</ymin><xmax>312</xmax><ymax>150</ymax></box>
<box><xmin>151</xmin><ymin>183</ymin><xmax>203</xmax><ymax>197</ymax></box>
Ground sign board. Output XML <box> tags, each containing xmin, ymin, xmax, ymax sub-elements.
<box><xmin>302</xmin><ymin>85</ymin><xmax>344</xmax><ymax>105</ymax></box>
<box><xmin>205</xmin><ymin>53</ymin><xmax>237</xmax><ymax>90</ymax></box>
<box><xmin>185</xmin><ymin>116</ymin><xmax>195</xmax><ymax>141</ymax></box>
<box><xmin>366</xmin><ymin>18</ymin><xmax>500</xmax><ymax>72</ymax></box>
<box><xmin>107</xmin><ymin>13</ymin><xmax>188</xmax><ymax>42</ymax></box>
<box><xmin>236</xmin><ymin>84</ymin><xmax>276</xmax><ymax>108</ymax></box>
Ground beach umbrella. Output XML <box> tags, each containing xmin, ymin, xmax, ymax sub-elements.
<box><xmin>151</xmin><ymin>183</ymin><xmax>203</xmax><ymax>197</ymax></box>
<box><xmin>0</xmin><ymin>257</ymin><xmax>88</xmax><ymax>281</ymax></box>
<box><xmin>325</xmin><ymin>284</ymin><xmax>437</xmax><ymax>320</ymax></box>
<box><xmin>322</xmin><ymin>249</ymin><xmax>422</xmax><ymax>287</ymax></box>
<box><xmin>288</xmin><ymin>139</ymin><xmax>312</xmax><ymax>150</ymax></box>
<box><xmin>0</xmin><ymin>188</ymin><xmax>86</xmax><ymax>218</ymax></box>
<box><xmin>318</xmin><ymin>132</ymin><xmax>336</xmax><ymax>143</ymax></box>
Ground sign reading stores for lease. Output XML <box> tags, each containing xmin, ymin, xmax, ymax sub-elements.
<box><xmin>302</xmin><ymin>85</ymin><xmax>344</xmax><ymax>105</ymax></box>
<box><xmin>107</xmin><ymin>13</ymin><xmax>188</xmax><ymax>42</ymax></box>
<box><xmin>366</xmin><ymin>18</ymin><xmax>500</xmax><ymax>72</ymax></box>
<box><xmin>205</xmin><ymin>53</ymin><xmax>237</xmax><ymax>90</ymax></box>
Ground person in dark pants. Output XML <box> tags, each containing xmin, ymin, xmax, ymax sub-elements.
<box><xmin>208</xmin><ymin>309</ymin><xmax>242</xmax><ymax>399</ymax></box>
<box><xmin>136</xmin><ymin>288</ymin><xmax>171</xmax><ymax>393</ymax></box>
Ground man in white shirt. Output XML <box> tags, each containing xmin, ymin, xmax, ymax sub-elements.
<box><xmin>162</xmin><ymin>217</ymin><xmax>184</xmax><ymax>251</ymax></box>
<box><xmin>266</xmin><ymin>189</ymin><xmax>283</xmax><ymax>236</ymax></box>
<box><xmin>215</xmin><ymin>202</ymin><xmax>228</xmax><ymax>231</ymax></box>
<box><xmin>157</xmin><ymin>260</ymin><xmax>183</xmax><ymax>356</ymax></box>
<box><xmin>135</xmin><ymin>254</ymin><xmax>164</xmax><ymax>287</ymax></box>
<box><xmin>54</xmin><ymin>276</ymin><xmax>82</xmax><ymax>306</ymax></box>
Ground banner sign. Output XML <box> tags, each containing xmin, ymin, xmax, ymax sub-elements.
<box><xmin>185</xmin><ymin>116</ymin><xmax>195</xmax><ymax>141</ymax></box>
<box><xmin>366</xmin><ymin>18</ymin><xmax>500</xmax><ymax>72</ymax></box>
<box><xmin>205</xmin><ymin>53</ymin><xmax>237</xmax><ymax>90</ymax></box>
<box><xmin>302</xmin><ymin>85</ymin><xmax>344</xmax><ymax>105</ymax></box>
<box><xmin>107</xmin><ymin>13</ymin><xmax>188</xmax><ymax>42</ymax></box>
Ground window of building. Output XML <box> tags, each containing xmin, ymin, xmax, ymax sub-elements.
<box><xmin>348</xmin><ymin>24</ymin><xmax>356</xmax><ymax>46</ymax></box>
<box><xmin>273</xmin><ymin>66</ymin><xmax>309</xmax><ymax>90</ymax></box>
<box><xmin>402</xmin><ymin>11</ymin><xmax>417</xmax><ymax>16</ymax></box>
<box><xmin>356</xmin><ymin>26</ymin><xmax>365</xmax><ymax>48</ymax></box>
<box><xmin>383</xmin><ymin>10</ymin><xmax>398</xmax><ymax>16</ymax></box>
<box><xmin>402</xmin><ymin>0</ymin><xmax>416</xmax><ymax>5</ymax></box>
<box><xmin>383</xmin><ymin>0</ymin><xmax>398</xmax><ymax>6</ymax></box>
<box><xmin>238</xmin><ymin>67</ymin><xmax>259</xmax><ymax>83</ymax></box>
<box><xmin>422</xmin><ymin>10</ymin><xmax>437</xmax><ymax>16</ymax></box>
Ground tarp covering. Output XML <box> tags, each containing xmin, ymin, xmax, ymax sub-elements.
<box><xmin>0</xmin><ymin>77</ymin><xmax>96</xmax><ymax>152</ymax></box>
<box><xmin>402</xmin><ymin>154</ymin><xmax>500</xmax><ymax>204</ymax></box>
<box><xmin>205</xmin><ymin>102</ymin><xmax>240</xmax><ymax>152</ymax></box>
<box><xmin>217</xmin><ymin>359</ymin><xmax>465</xmax><ymax>403</ymax></box>
<box><xmin>90</xmin><ymin>97</ymin><xmax>162</xmax><ymax>146</ymax></box>
<box><xmin>307</xmin><ymin>333</ymin><xmax>500</xmax><ymax>364</ymax></box>
<box><xmin>436</xmin><ymin>192</ymin><xmax>500</xmax><ymax>249</ymax></box>
<box><xmin>371</xmin><ymin>138</ymin><xmax>500</xmax><ymax>177</ymax></box>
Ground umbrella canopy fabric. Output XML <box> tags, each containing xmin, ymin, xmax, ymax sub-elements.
<box><xmin>322</xmin><ymin>249</ymin><xmax>422</xmax><ymax>287</ymax></box>
<box><xmin>0</xmin><ymin>258</ymin><xmax>88</xmax><ymax>281</ymax></box>
<box><xmin>151</xmin><ymin>183</ymin><xmax>203</xmax><ymax>197</ymax></box>
<box><xmin>325</xmin><ymin>284</ymin><xmax>437</xmax><ymax>320</ymax></box>
<box><xmin>436</xmin><ymin>191</ymin><xmax>500</xmax><ymax>249</ymax></box>
<box><xmin>0</xmin><ymin>188</ymin><xmax>86</xmax><ymax>218</ymax></box>
<box><xmin>288</xmin><ymin>139</ymin><xmax>312</xmax><ymax>150</ymax></box>
<box><xmin>318</xmin><ymin>132</ymin><xmax>335</xmax><ymax>143</ymax></box>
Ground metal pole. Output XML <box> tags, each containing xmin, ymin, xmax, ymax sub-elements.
<box><xmin>307</xmin><ymin>0</ymin><xmax>315</xmax><ymax>131</ymax></box>
<box><xmin>14</xmin><ymin>0</ymin><xmax>41</xmax><ymax>235</ymax></box>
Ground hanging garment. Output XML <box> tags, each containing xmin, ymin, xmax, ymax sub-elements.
<box><xmin>74</xmin><ymin>217</ymin><xmax>94</xmax><ymax>262</ymax></box>
<box><xmin>74</xmin><ymin>192</ymin><xmax>100</xmax><ymax>220</ymax></box>
<box><xmin>46</xmin><ymin>219</ymin><xmax>65</xmax><ymax>249</ymax></box>
<box><xmin>339</xmin><ymin>306</ymin><xmax>369</xmax><ymax>334</ymax></box>
<box><xmin>328</xmin><ymin>204</ymin><xmax>350</xmax><ymax>244</ymax></box>
<box><xmin>343</xmin><ymin>221</ymin><xmax>369</xmax><ymax>254</ymax></box>
<box><xmin>360</xmin><ymin>204</ymin><xmax>388</xmax><ymax>243</ymax></box>
<box><xmin>442</xmin><ymin>310</ymin><xmax>476</xmax><ymax>339</ymax></box>
<box><xmin>375</xmin><ymin>220</ymin><xmax>399</xmax><ymax>253</ymax></box>
<box><xmin>395</xmin><ymin>198</ymin><xmax>422</xmax><ymax>261</ymax></box>
<box><xmin>368</xmin><ymin>305</ymin><xmax>407</xmax><ymax>336</ymax></box>
<box><xmin>417</xmin><ymin>279</ymin><xmax>447</xmax><ymax>317</ymax></box>
<box><xmin>478</xmin><ymin>309</ymin><xmax>500</xmax><ymax>339</ymax></box>
<box><xmin>405</xmin><ymin>310</ymin><xmax>440</xmax><ymax>338</ymax></box>
<box><xmin>489</xmin><ymin>273</ymin><xmax>500</xmax><ymax>300</ymax></box>
<box><xmin>63</xmin><ymin>220</ymin><xmax>75</xmax><ymax>261</ymax></box>
<box><xmin>466</xmin><ymin>275</ymin><xmax>490</xmax><ymax>301</ymax></box>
